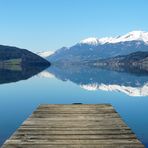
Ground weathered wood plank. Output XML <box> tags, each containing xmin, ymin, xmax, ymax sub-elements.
<box><xmin>2</xmin><ymin>144</ymin><xmax>145</xmax><ymax>148</ymax></box>
<box><xmin>2</xmin><ymin>104</ymin><xmax>145</xmax><ymax>148</ymax></box>
<box><xmin>3</xmin><ymin>139</ymin><xmax>143</xmax><ymax>145</ymax></box>
<box><xmin>31</xmin><ymin>113</ymin><xmax>120</xmax><ymax>118</ymax></box>
<box><xmin>15</xmin><ymin>129</ymin><xmax>134</xmax><ymax>135</ymax></box>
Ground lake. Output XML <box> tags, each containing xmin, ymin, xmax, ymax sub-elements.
<box><xmin>0</xmin><ymin>65</ymin><xmax>148</xmax><ymax>147</ymax></box>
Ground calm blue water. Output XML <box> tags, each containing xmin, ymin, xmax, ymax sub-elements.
<box><xmin>0</xmin><ymin>65</ymin><xmax>148</xmax><ymax>147</ymax></box>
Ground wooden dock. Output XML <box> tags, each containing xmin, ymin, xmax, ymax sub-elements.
<box><xmin>2</xmin><ymin>104</ymin><xmax>145</xmax><ymax>148</ymax></box>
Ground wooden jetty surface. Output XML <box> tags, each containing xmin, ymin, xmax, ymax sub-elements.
<box><xmin>2</xmin><ymin>104</ymin><xmax>145</xmax><ymax>148</ymax></box>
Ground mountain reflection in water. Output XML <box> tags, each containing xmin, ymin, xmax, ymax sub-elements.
<box><xmin>0</xmin><ymin>65</ymin><xmax>49</xmax><ymax>84</ymax></box>
<box><xmin>0</xmin><ymin>63</ymin><xmax>147</xmax><ymax>96</ymax></box>
<box><xmin>41</xmin><ymin>64</ymin><xmax>148</xmax><ymax>97</ymax></box>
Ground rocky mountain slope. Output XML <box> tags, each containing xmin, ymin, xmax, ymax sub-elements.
<box><xmin>46</xmin><ymin>31</ymin><xmax>148</xmax><ymax>62</ymax></box>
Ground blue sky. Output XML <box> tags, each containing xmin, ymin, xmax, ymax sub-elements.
<box><xmin>0</xmin><ymin>0</ymin><xmax>148</xmax><ymax>52</ymax></box>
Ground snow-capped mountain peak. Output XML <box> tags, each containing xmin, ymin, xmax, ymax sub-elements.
<box><xmin>113</xmin><ymin>30</ymin><xmax>148</xmax><ymax>43</ymax></box>
<box><xmin>80</xmin><ymin>37</ymin><xmax>98</xmax><ymax>45</ymax></box>
<box><xmin>98</xmin><ymin>37</ymin><xmax>115</xmax><ymax>44</ymax></box>
<box><xmin>37</xmin><ymin>51</ymin><xmax>54</xmax><ymax>58</ymax></box>
<box><xmin>47</xmin><ymin>30</ymin><xmax>148</xmax><ymax>61</ymax></box>
<box><xmin>80</xmin><ymin>31</ymin><xmax>148</xmax><ymax>45</ymax></box>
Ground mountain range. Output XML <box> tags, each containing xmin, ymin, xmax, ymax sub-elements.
<box><xmin>44</xmin><ymin>31</ymin><xmax>148</xmax><ymax>64</ymax></box>
<box><xmin>82</xmin><ymin>51</ymin><xmax>148</xmax><ymax>73</ymax></box>
<box><xmin>36</xmin><ymin>31</ymin><xmax>148</xmax><ymax>96</ymax></box>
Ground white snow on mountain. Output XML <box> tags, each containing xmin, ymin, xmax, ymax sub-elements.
<box><xmin>80</xmin><ymin>37</ymin><xmax>99</xmax><ymax>45</ymax></box>
<box><xmin>80</xmin><ymin>31</ymin><xmax>148</xmax><ymax>45</ymax></box>
<box><xmin>80</xmin><ymin>83</ymin><xmax>148</xmax><ymax>97</ymax></box>
<box><xmin>38</xmin><ymin>51</ymin><xmax>54</xmax><ymax>58</ymax></box>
